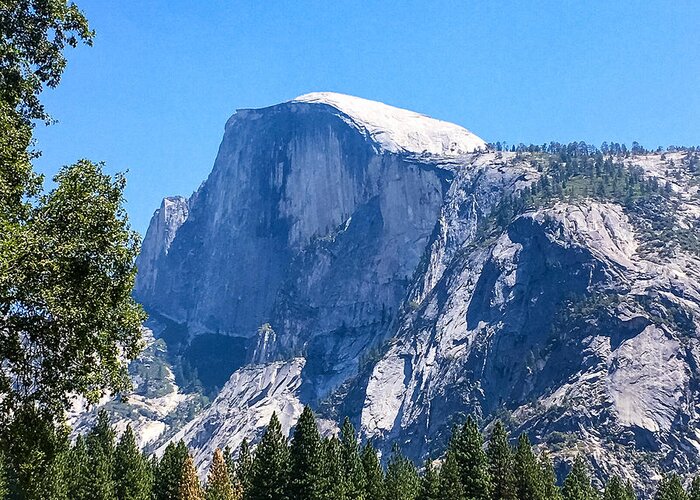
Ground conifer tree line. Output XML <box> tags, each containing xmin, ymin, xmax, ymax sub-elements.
<box><xmin>4</xmin><ymin>407</ymin><xmax>700</xmax><ymax>499</ymax></box>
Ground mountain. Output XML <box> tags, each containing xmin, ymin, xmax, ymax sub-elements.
<box><xmin>80</xmin><ymin>92</ymin><xmax>700</xmax><ymax>494</ymax></box>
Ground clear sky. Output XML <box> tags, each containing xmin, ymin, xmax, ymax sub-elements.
<box><xmin>33</xmin><ymin>1</ymin><xmax>700</xmax><ymax>234</ymax></box>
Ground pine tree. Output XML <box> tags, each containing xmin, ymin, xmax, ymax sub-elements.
<box><xmin>206</xmin><ymin>448</ymin><xmax>236</xmax><ymax>500</ymax></box>
<box><xmin>562</xmin><ymin>455</ymin><xmax>597</xmax><ymax>500</ymax></box>
<box><xmin>249</xmin><ymin>412</ymin><xmax>290</xmax><ymax>500</ymax></box>
<box><xmin>27</xmin><ymin>425</ymin><xmax>71</xmax><ymax>500</ymax></box>
<box><xmin>3</xmin><ymin>411</ymin><xmax>71</xmax><ymax>500</ymax></box>
<box><xmin>487</xmin><ymin>421</ymin><xmax>516</xmax><ymax>500</ymax></box>
<box><xmin>689</xmin><ymin>476</ymin><xmax>700</xmax><ymax>500</ymax></box>
<box><xmin>86</xmin><ymin>409</ymin><xmax>117</xmax><ymax>500</ymax></box>
<box><xmin>221</xmin><ymin>447</ymin><xmax>244</xmax><ymax>500</ymax></box>
<box><xmin>114</xmin><ymin>425</ymin><xmax>152</xmax><ymax>500</ymax></box>
<box><xmin>339</xmin><ymin>417</ymin><xmax>366</xmax><ymax>499</ymax></box>
<box><xmin>320</xmin><ymin>437</ymin><xmax>346</xmax><ymax>500</ymax></box>
<box><xmin>0</xmin><ymin>452</ymin><xmax>6</xmax><ymax>500</ymax></box>
<box><xmin>154</xmin><ymin>440</ymin><xmax>189</xmax><ymax>500</ymax></box>
<box><xmin>384</xmin><ymin>445</ymin><xmax>420</xmax><ymax>500</ymax></box>
<box><xmin>451</xmin><ymin>417</ymin><xmax>492</xmax><ymax>500</ymax></box>
<box><xmin>418</xmin><ymin>458</ymin><xmax>440</xmax><ymax>500</ymax></box>
<box><xmin>361</xmin><ymin>442</ymin><xmax>385</xmax><ymax>500</ymax></box>
<box><xmin>539</xmin><ymin>451</ymin><xmax>562</xmax><ymax>500</ymax></box>
<box><xmin>654</xmin><ymin>474</ymin><xmax>688</xmax><ymax>500</ymax></box>
<box><xmin>604</xmin><ymin>475</ymin><xmax>635</xmax><ymax>500</ymax></box>
<box><xmin>223</xmin><ymin>447</ymin><xmax>235</xmax><ymax>484</ymax></box>
<box><xmin>235</xmin><ymin>439</ymin><xmax>253</xmax><ymax>497</ymax></box>
<box><xmin>180</xmin><ymin>454</ymin><xmax>204</xmax><ymax>500</ymax></box>
<box><xmin>67</xmin><ymin>434</ymin><xmax>91</xmax><ymax>500</ymax></box>
<box><xmin>439</xmin><ymin>450</ymin><xmax>465</xmax><ymax>500</ymax></box>
<box><xmin>289</xmin><ymin>406</ymin><xmax>323</xmax><ymax>500</ymax></box>
<box><xmin>513</xmin><ymin>434</ymin><xmax>544</xmax><ymax>500</ymax></box>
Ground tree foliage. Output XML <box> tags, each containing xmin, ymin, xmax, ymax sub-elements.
<box><xmin>206</xmin><ymin>448</ymin><xmax>236</xmax><ymax>500</ymax></box>
<box><xmin>114</xmin><ymin>425</ymin><xmax>152</xmax><ymax>500</ymax></box>
<box><xmin>384</xmin><ymin>445</ymin><xmax>419</xmax><ymax>500</ymax></box>
<box><xmin>562</xmin><ymin>455</ymin><xmax>597</xmax><ymax>500</ymax></box>
<box><xmin>288</xmin><ymin>406</ymin><xmax>323</xmax><ymax>500</ymax></box>
<box><xmin>604</xmin><ymin>475</ymin><xmax>635</xmax><ymax>500</ymax></box>
<box><xmin>0</xmin><ymin>3</ymin><xmax>145</xmax><ymax>491</ymax></box>
<box><xmin>450</xmin><ymin>417</ymin><xmax>492</xmax><ymax>500</ymax></box>
<box><xmin>180</xmin><ymin>454</ymin><xmax>203</xmax><ymax>500</ymax></box>
<box><xmin>654</xmin><ymin>474</ymin><xmax>688</xmax><ymax>500</ymax></box>
<box><xmin>361</xmin><ymin>441</ymin><xmax>384</xmax><ymax>500</ymax></box>
<box><xmin>418</xmin><ymin>458</ymin><xmax>439</xmax><ymax>500</ymax></box>
<box><xmin>487</xmin><ymin>421</ymin><xmax>517</xmax><ymax>500</ymax></box>
<box><xmin>154</xmin><ymin>440</ymin><xmax>189</xmax><ymax>500</ymax></box>
<box><xmin>248</xmin><ymin>412</ymin><xmax>289</xmax><ymax>500</ymax></box>
<box><xmin>340</xmin><ymin>417</ymin><xmax>366</xmax><ymax>500</ymax></box>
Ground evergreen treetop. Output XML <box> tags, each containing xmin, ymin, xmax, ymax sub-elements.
<box><xmin>248</xmin><ymin>412</ymin><xmax>290</xmax><ymax>500</ymax></box>
<box><xmin>487</xmin><ymin>421</ymin><xmax>517</xmax><ymax>500</ymax></box>
<box><xmin>154</xmin><ymin>440</ymin><xmax>189</xmax><ymax>500</ymax></box>
<box><xmin>451</xmin><ymin>417</ymin><xmax>492</xmax><ymax>500</ymax></box>
<box><xmin>653</xmin><ymin>474</ymin><xmax>688</xmax><ymax>500</ymax></box>
<box><xmin>206</xmin><ymin>448</ymin><xmax>236</xmax><ymax>500</ymax></box>
<box><xmin>384</xmin><ymin>444</ymin><xmax>420</xmax><ymax>500</ymax></box>
<box><xmin>114</xmin><ymin>425</ymin><xmax>152</xmax><ymax>500</ymax></box>
<box><xmin>361</xmin><ymin>441</ymin><xmax>385</xmax><ymax>500</ymax></box>
<box><xmin>562</xmin><ymin>455</ymin><xmax>598</xmax><ymax>500</ymax></box>
<box><xmin>180</xmin><ymin>454</ymin><xmax>204</xmax><ymax>500</ymax></box>
<box><xmin>418</xmin><ymin>458</ymin><xmax>440</xmax><ymax>500</ymax></box>
<box><xmin>439</xmin><ymin>450</ymin><xmax>466</xmax><ymax>500</ymax></box>
<box><xmin>340</xmin><ymin>417</ymin><xmax>367</xmax><ymax>500</ymax></box>
<box><xmin>514</xmin><ymin>433</ymin><xmax>545</xmax><ymax>500</ymax></box>
<box><xmin>288</xmin><ymin>406</ymin><xmax>323</xmax><ymax>500</ymax></box>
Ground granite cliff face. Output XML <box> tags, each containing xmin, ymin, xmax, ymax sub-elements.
<box><xmin>113</xmin><ymin>93</ymin><xmax>700</xmax><ymax>493</ymax></box>
<box><xmin>134</xmin><ymin>92</ymin><xmax>485</xmax><ymax>397</ymax></box>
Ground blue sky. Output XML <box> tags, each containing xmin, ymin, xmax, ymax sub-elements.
<box><xmin>34</xmin><ymin>1</ymin><xmax>700</xmax><ymax>234</ymax></box>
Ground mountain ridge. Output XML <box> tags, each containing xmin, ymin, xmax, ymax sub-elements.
<box><xmin>76</xmin><ymin>93</ymin><xmax>700</xmax><ymax>495</ymax></box>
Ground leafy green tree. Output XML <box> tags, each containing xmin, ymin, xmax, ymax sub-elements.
<box><xmin>539</xmin><ymin>451</ymin><xmax>562</xmax><ymax>500</ymax></box>
<box><xmin>562</xmin><ymin>455</ymin><xmax>597</xmax><ymax>500</ymax></box>
<box><xmin>85</xmin><ymin>410</ymin><xmax>117</xmax><ymax>500</ymax></box>
<box><xmin>114</xmin><ymin>425</ymin><xmax>152</xmax><ymax>500</ymax></box>
<box><xmin>339</xmin><ymin>417</ymin><xmax>366</xmax><ymax>499</ymax></box>
<box><xmin>418</xmin><ymin>458</ymin><xmax>440</xmax><ymax>500</ymax></box>
<box><xmin>235</xmin><ymin>439</ymin><xmax>253</xmax><ymax>497</ymax></box>
<box><xmin>384</xmin><ymin>445</ymin><xmax>420</xmax><ymax>500</ymax></box>
<box><xmin>689</xmin><ymin>476</ymin><xmax>700</xmax><ymax>500</ymax></box>
<box><xmin>1</xmin><ymin>159</ymin><xmax>145</xmax><ymax>496</ymax></box>
<box><xmin>180</xmin><ymin>454</ymin><xmax>203</xmax><ymax>500</ymax></box>
<box><xmin>654</xmin><ymin>474</ymin><xmax>687</xmax><ymax>500</ymax></box>
<box><xmin>513</xmin><ymin>434</ymin><xmax>544</xmax><ymax>500</ymax></box>
<box><xmin>288</xmin><ymin>406</ymin><xmax>323</xmax><ymax>500</ymax></box>
<box><xmin>451</xmin><ymin>418</ymin><xmax>492</xmax><ymax>500</ymax></box>
<box><xmin>604</xmin><ymin>475</ymin><xmax>635</xmax><ymax>500</ymax></box>
<box><xmin>0</xmin><ymin>0</ymin><xmax>94</xmax><ymax>125</ymax></box>
<box><xmin>361</xmin><ymin>442</ymin><xmax>384</xmax><ymax>500</ymax></box>
<box><xmin>154</xmin><ymin>440</ymin><xmax>189</xmax><ymax>500</ymax></box>
<box><xmin>249</xmin><ymin>412</ymin><xmax>290</xmax><ymax>500</ymax></box>
<box><xmin>0</xmin><ymin>2</ymin><xmax>145</xmax><ymax>491</ymax></box>
<box><xmin>0</xmin><ymin>0</ymin><xmax>93</xmax><ymax>228</ymax></box>
<box><xmin>487</xmin><ymin>421</ymin><xmax>516</xmax><ymax>500</ymax></box>
<box><xmin>206</xmin><ymin>448</ymin><xmax>236</xmax><ymax>500</ymax></box>
<box><xmin>438</xmin><ymin>451</ymin><xmax>465</xmax><ymax>500</ymax></box>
